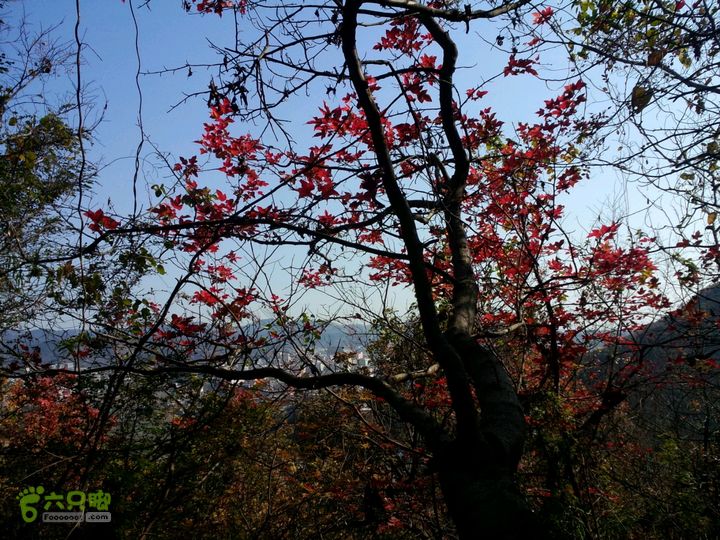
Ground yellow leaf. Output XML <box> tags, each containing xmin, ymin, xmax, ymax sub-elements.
<box><xmin>647</xmin><ymin>50</ymin><xmax>663</xmax><ymax>66</ymax></box>
<box><xmin>631</xmin><ymin>85</ymin><xmax>652</xmax><ymax>112</ymax></box>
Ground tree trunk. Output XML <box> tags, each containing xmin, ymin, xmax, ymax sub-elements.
<box><xmin>437</xmin><ymin>453</ymin><xmax>537</xmax><ymax>539</ymax></box>
<box><xmin>434</xmin><ymin>335</ymin><xmax>540</xmax><ymax>539</ymax></box>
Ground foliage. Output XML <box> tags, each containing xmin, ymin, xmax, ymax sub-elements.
<box><xmin>0</xmin><ymin>6</ymin><xmax>85</xmax><ymax>331</ymax></box>
<box><xmin>0</xmin><ymin>1</ymin><xmax>718</xmax><ymax>538</ymax></box>
<box><xmin>545</xmin><ymin>0</ymin><xmax>720</xmax><ymax>277</ymax></box>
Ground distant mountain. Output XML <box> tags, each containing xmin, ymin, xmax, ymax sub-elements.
<box><xmin>629</xmin><ymin>283</ymin><xmax>720</xmax><ymax>368</ymax></box>
<box><xmin>0</xmin><ymin>319</ymin><xmax>369</xmax><ymax>370</ymax></box>
<box><xmin>0</xmin><ymin>328</ymin><xmax>82</xmax><ymax>370</ymax></box>
<box><xmin>616</xmin><ymin>284</ymin><xmax>720</xmax><ymax>442</ymax></box>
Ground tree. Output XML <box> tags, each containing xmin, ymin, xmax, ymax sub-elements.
<box><xmin>536</xmin><ymin>0</ymin><xmax>720</xmax><ymax>279</ymax></box>
<box><xmin>70</xmin><ymin>1</ymin><xmax>673</xmax><ymax>537</ymax></box>
<box><xmin>0</xmin><ymin>3</ymin><xmax>89</xmax><ymax>336</ymax></box>
<box><xmin>5</xmin><ymin>0</ymin><xmax>719</xmax><ymax>538</ymax></box>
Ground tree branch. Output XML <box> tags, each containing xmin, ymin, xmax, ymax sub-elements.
<box><xmin>367</xmin><ymin>0</ymin><xmax>531</xmax><ymax>22</ymax></box>
<box><xmin>34</xmin><ymin>363</ymin><xmax>448</xmax><ymax>449</ymax></box>
<box><xmin>342</xmin><ymin>0</ymin><xmax>478</xmax><ymax>440</ymax></box>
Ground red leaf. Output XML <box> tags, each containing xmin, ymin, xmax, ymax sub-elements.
<box><xmin>297</xmin><ymin>178</ymin><xmax>314</xmax><ymax>198</ymax></box>
<box><xmin>532</xmin><ymin>6</ymin><xmax>554</xmax><ymax>25</ymax></box>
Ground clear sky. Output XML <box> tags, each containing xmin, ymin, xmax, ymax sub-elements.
<box><xmin>9</xmin><ymin>1</ymin><xmax>672</xmax><ymax>316</ymax></box>
<box><xmin>15</xmin><ymin>1</ymin><xmax>241</xmax><ymax>212</ymax></box>
<box><xmin>16</xmin><ymin>0</ymin><xmax>623</xmax><ymax>217</ymax></box>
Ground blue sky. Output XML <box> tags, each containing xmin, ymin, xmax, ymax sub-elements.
<box><xmin>17</xmin><ymin>1</ymin><xmax>240</xmax><ymax>213</ymax></box>
<box><xmin>11</xmin><ymin>1</ymin><xmax>666</xmax><ymax>316</ymax></box>
<box><xmin>17</xmin><ymin>1</ymin><xmax>609</xmax><ymax>214</ymax></box>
